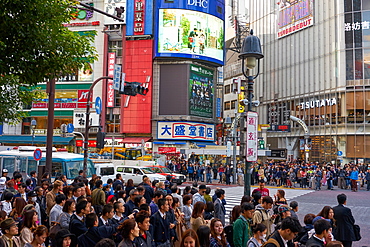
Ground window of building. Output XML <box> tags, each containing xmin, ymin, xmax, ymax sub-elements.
<box><xmin>224</xmin><ymin>101</ymin><xmax>230</xmax><ymax>110</ymax></box>
<box><xmin>231</xmin><ymin>100</ymin><xmax>237</xmax><ymax>109</ymax></box>
<box><xmin>224</xmin><ymin>85</ymin><xmax>231</xmax><ymax>94</ymax></box>
<box><xmin>109</xmin><ymin>41</ymin><xmax>123</xmax><ymax>57</ymax></box>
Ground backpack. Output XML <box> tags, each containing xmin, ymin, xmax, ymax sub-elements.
<box><xmin>261</xmin><ymin>238</ymin><xmax>280</xmax><ymax>247</ymax></box>
<box><xmin>224</xmin><ymin>224</ymin><xmax>234</xmax><ymax>247</ymax></box>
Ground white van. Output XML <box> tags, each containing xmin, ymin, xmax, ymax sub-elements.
<box><xmin>94</xmin><ymin>162</ymin><xmax>166</xmax><ymax>185</ymax></box>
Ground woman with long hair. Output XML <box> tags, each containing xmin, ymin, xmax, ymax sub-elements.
<box><xmin>173</xmin><ymin>197</ymin><xmax>185</xmax><ymax>247</ymax></box>
<box><xmin>10</xmin><ymin>197</ymin><xmax>27</xmax><ymax>221</ymax></box>
<box><xmin>180</xmin><ymin>229</ymin><xmax>200</xmax><ymax>247</ymax></box>
<box><xmin>125</xmin><ymin>179</ymin><xmax>135</xmax><ymax>201</ymax></box>
<box><xmin>274</xmin><ymin>189</ymin><xmax>287</xmax><ymax>206</ymax></box>
<box><xmin>24</xmin><ymin>225</ymin><xmax>48</xmax><ymax>247</ymax></box>
<box><xmin>190</xmin><ymin>201</ymin><xmax>209</xmax><ymax>232</ymax></box>
<box><xmin>210</xmin><ymin>218</ymin><xmax>230</xmax><ymax>247</ymax></box>
<box><xmin>197</xmin><ymin>225</ymin><xmax>211</xmax><ymax>247</ymax></box>
<box><xmin>20</xmin><ymin>209</ymin><xmax>38</xmax><ymax>245</ymax></box>
<box><xmin>183</xmin><ymin>195</ymin><xmax>193</xmax><ymax>229</ymax></box>
<box><xmin>317</xmin><ymin>206</ymin><xmax>336</xmax><ymax>228</ymax></box>
<box><xmin>117</xmin><ymin>218</ymin><xmax>140</xmax><ymax>247</ymax></box>
<box><xmin>59</xmin><ymin>199</ymin><xmax>76</xmax><ymax>229</ymax></box>
<box><xmin>247</xmin><ymin>223</ymin><xmax>267</xmax><ymax>247</ymax></box>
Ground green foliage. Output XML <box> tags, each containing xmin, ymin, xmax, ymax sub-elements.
<box><xmin>0</xmin><ymin>0</ymin><xmax>97</xmax><ymax>123</ymax></box>
<box><xmin>180</xmin><ymin>17</ymin><xmax>190</xmax><ymax>46</ymax></box>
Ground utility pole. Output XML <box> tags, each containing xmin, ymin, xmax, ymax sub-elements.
<box><xmin>45</xmin><ymin>78</ymin><xmax>56</xmax><ymax>175</ymax></box>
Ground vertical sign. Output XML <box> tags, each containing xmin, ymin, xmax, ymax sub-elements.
<box><xmin>238</xmin><ymin>86</ymin><xmax>245</xmax><ymax>113</ymax></box>
<box><xmin>134</xmin><ymin>0</ymin><xmax>145</xmax><ymax>35</ymax></box>
<box><xmin>107</xmin><ymin>52</ymin><xmax>116</xmax><ymax>108</ymax></box>
<box><xmin>216</xmin><ymin>98</ymin><xmax>221</xmax><ymax>118</ymax></box>
<box><xmin>246</xmin><ymin>111</ymin><xmax>258</xmax><ymax>162</ymax></box>
<box><xmin>113</xmin><ymin>64</ymin><xmax>122</xmax><ymax>90</ymax></box>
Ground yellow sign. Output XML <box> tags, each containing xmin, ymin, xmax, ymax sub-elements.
<box><xmin>258</xmin><ymin>124</ymin><xmax>271</xmax><ymax>131</ymax></box>
<box><xmin>238</xmin><ymin>86</ymin><xmax>245</xmax><ymax>113</ymax></box>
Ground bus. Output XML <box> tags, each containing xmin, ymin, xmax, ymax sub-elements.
<box><xmin>0</xmin><ymin>146</ymin><xmax>95</xmax><ymax>181</ymax></box>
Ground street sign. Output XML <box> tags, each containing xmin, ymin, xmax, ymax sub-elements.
<box><xmin>337</xmin><ymin>151</ymin><xmax>343</xmax><ymax>156</ymax></box>
<box><xmin>246</xmin><ymin>111</ymin><xmax>258</xmax><ymax>162</ymax></box>
<box><xmin>113</xmin><ymin>64</ymin><xmax>122</xmax><ymax>90</ymax></box>
<box><xmin>95</xmin><ymin>96</ymin><xmax>102</xmax><ymax>115</ymax></box>
<box><xmin>120</xmin><ymin>72</ymin><xmax>126</xmax><ymax>92</ymax></box>
<box><xmin>67</xmin><ymin>123</ymin><xmax>74</xmax><ymax>133</ymax></box>
<box><xmin>33</xmin><ymin>149</ymin><xmax>42</xmax><ymax>161</ymax></box>
<box><xmin>226</xmin><ymin>141</ymin><xmax>231</xmax><ymax>157</ymax></box>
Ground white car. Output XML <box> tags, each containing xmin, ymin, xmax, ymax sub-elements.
<box><xmin>95</xmin><ymin>163</ymin><xmax>166</xmax><ymax>186</ymax></box>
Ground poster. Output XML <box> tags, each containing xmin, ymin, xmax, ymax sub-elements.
<box><xmin>189</xmin><ymin>64</ymin><xmax>214</xmax><ymax>118</ymax></box>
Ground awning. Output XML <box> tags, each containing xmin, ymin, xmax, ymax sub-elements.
<box><xmin>192</xmin><ymin>141</ymin><xmax>217</xmax><ymax>147</ymax></box>
<box><xmin>0</xmin><ymin>135</ymin><xmax>74</xmax><ymax>145</ymax></box>
<box><xmin>153</xmin><ymin>141</ymin><xmax>187</xmax><ymax>145</ymax></box>
<box><xmin>120</xmin><ymin>137</ymin><xmax>151</xmax><ymax>144</ymax></box>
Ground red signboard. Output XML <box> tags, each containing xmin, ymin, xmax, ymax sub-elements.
<box><xmin>107</xmin><ymin>52</ymin><xmax>116</xmax><ymax>108</ymax></box>
<box><xmin>134</xmin><ymin>0</ymin><xmax>145</xmax><ymax>35</ymax></box>
<box><xmin>76</xmin><ymin>140</ymin><xmax>97</xmax><ymax>147</ymax></box>
<box><xmin>78</xmin><ymin>90</ymin><xmax>90</xmax><ymax>103</ymax></box>
<box><xmin>158</xmin><ymin>147</ymin><xmax>176</xmax><ymax>154</ymax></box>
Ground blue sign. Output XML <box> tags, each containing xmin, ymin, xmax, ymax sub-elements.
<box><xmin>216</xmin><ymin>98</ymin><xmax>221</xmax><ymax>118</ymax></box>
<box><xmin>113</xmin><ymin>65</ymin><xmax>122</xmax><ymax>90</ymax></box>
<box><xmin>33</xmin><ymin>149</ymin><xmax>42</xmax><ymax>161</ymax></box>
<box><xmin>0</xmin><ymin>124</ymin><xmax>2</xmax><ymax>135</ymax></box>
<box><xmin>126</xmin><ymin>0</ymin><xmax>154</xmax><ymax>36</ymax></box>
<box><xmin>95</xmin><ymin>96</ymin><xmax>102</xmax><ymax>115</ymax></box>
<box><xmin>337</xmin><ymin>151</ymin><xmax>343</xmax><ymax>156</ymax></box>
<box><xmin>66</xmin><ymin>123</ymin><xmax>74</xmax><ymax>133</ymax></box>
<box><xmin>154</xmin><ymin>0</ymin><xmax>225</xmax><ymax>65</ymax></box>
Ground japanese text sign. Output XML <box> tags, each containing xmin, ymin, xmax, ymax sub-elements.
<box><xmin>157</xmin><ymin>121</ymin><xmax>215</xmax><ymax>141</ymax></box>
<box><xmin>134</xmin><ymin>0</ymin><xmax>145</xmax><ymax>35</ymax></box>
<box><xmin>107</xmin><ymin>52</ymin><xmax>116</xmax><ymax>107</ymax></box>
<box><xmin>246</xmin><ymin>112</ymin><xmax>258</xmax><ymax>162</ymax></box>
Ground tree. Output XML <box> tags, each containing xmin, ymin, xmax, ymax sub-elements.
<box><xmin>0</xmin><ymin>0</ymin><xmax>97</xmax><ymax>123</ymax></box>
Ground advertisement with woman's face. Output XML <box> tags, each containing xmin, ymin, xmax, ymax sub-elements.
<box><xmin>157</xmin><ymin>9</ymin><xmax>224</xmax><ymax>65</ymax></box>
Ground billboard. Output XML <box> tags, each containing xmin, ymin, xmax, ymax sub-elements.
<box><xmin>157</xmin><ymin>121</ymin><xmax>215</xmax><ymax>141</ymax></box>
<box><xmin>277</xmin><ymin>0</ymin><xmax>314</xmax><ymax>38</ymax></box>
<box><xmin>155</xmin><ymin>0</ymin><xmax>225</xmax><ymax>65</ymax></box>
<box><xmin>189</xmin><ymin>64</ymin><xmax>214</xmax><ymax>118</ymax></box>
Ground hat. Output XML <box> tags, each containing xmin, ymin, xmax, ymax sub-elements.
<box><xmin>164</xmin><ymin>180</ymin><xmax>170</xmax><ymax>186</ymax></box>
<box><xmin>2</xmin><ymin>169</ymin><xmax>8</xmax><ymax>173</ymax></box>
<box><xmin>55</xmin><ymin>229</ymin><xmax>76</xmax><ymax>240</ymax></box>
<box><xmin>0</xmin><ymin>218</ymin><xmax>17</xmax><ymax>229</ymax></box>
<box><xmin>278</xmin><ymin>205</ymin><xmax>291</xmax><ymax>214</ymax></box>
<box><xmin>28</xmin><ymin>190</ymin><xmax>37</xmax><ymax>197</ymax></box>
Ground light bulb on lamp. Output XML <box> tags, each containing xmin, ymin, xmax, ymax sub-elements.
<box><xmin>246</xmin><ymin>57</ymin><xmax>257</xmax><ymax>69</ymax></box>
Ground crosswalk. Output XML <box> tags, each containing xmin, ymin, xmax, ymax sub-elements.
<box><xmin>222</xmin><ymin>186</ymin><xmax>314</xmax><ymax>225</ymax></box>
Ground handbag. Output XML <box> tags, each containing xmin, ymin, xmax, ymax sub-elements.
<box><xmin>354</xmin><ymin>224</ymin><xmax>361</xmax><ymax>241</ymax></box>
<box><xmin>49</xmin><ymin>221</ymin><xmax>62</xmax><ymax>239</ymax></box>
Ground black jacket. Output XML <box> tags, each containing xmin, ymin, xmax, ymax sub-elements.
<box><xmin>150</xmin><ymin>211</ymin><xmax>171</xmax><ymax>243</ymax></box>
<box><xmin>69</xmin><ymin>214</ymin><xmax>88</xmax><ymax>237</ymax></box>
<box><xmin>135</xmin><ymin>231</ymin><xmax>154</xmax><ymax>247</ymax></box>
<box><xmin>306</xmin><ymin>235</ymin><xmax>324</xmax><ymax>247</ymax></box>
<box><xmin>78</xmin><ymin>226</ymin><xmax>117</xmax><ymax>247</ymax></box>
<box><xmin>333</xmin><ymin>204</ymin><xmax>356</xmax><ymax>241</ymax></box>
<box><xmin>125</xmin><ymin>200</ymin><xmax>136</xmax><ymax>216</ymax></box>
<box><xmin>143</xmin><ymin>183</ymin><xmax>154</xmax><ymax>204</ymax></box>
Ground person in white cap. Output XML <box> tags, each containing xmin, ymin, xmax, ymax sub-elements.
<box><xmin>2</xmin><ymin>169</ymin><xmax>10</xmax><ymax>182</ymax></box>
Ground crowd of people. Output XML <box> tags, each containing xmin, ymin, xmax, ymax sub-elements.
<box><xmin>0</xmin><ymin>164</ymin><xmax>361</xmax><ymax>247</ymax></box>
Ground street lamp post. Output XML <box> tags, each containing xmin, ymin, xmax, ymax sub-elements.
<box><xmin>239</xmin><ymin>30</ymin><xmax>264</xmax><ymax>196</ymax></box>
<box><xmin>31</xmin><ymin>119</ymin><xmax>37</xmax><ymax>146</ymax></box>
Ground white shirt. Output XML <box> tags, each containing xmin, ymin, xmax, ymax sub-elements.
<box><xmin>1</xmin><ymin>201</ymin><xmax>11</xmax><ymax>215</ymax></box>
<box><xmin>159</xmin><ymin>210</ymin><xmax>166</xmax><ymax>219</ymax></box>
<box><xmin>100</xmin><ymin>216</ymin><xmax>109</xmax><ymax>225</ymax></box>
<box><xmin>279</xmin><ymin>232</ymin><xmax>289</xmax><ymax>247</ymax></box>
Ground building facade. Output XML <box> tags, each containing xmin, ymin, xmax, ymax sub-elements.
<box><xmin>245</xmin><ymin>0</ymin><xmax>370</xmax><ymax>163</ymax></box>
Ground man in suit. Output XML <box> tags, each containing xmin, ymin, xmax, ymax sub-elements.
<box><xmin>13</xmin><ymin>183</ymin><xmax>27</xmax><ymax>201</ymax></box>
<box><xmin>150</xmin><ymin>198</ymin><xmax>174</xmax><ymax>247</ymax></box>
<box><xmin>264</xmin><ymin>217</ymin><xmax>301</xmax><ymax>247</ymax></box>
<box><xmin>30</xmin><ymin>171</ymin><xmax>37</xmax><ymax>190</ymax></box>
<box><xmin>98</xmin><ymin>204</ymin><xmax>115</xmax><ymax>226</ymax></box>
<box><xmin>125</xmin><ymin>189</ymin><xmax>138</xmax><ymax>216</ymax></box>
<box><xmin>214</xmin><ymin>189</ymin><xmax>226</xmax><ymax>225</ymax></box>
<box><xmin>0</xmin><ymin>218</ymin><xmax>21</xmax><ymax>247</ymax></box>
<box><xmin>69</xmin><ymin>200</ymin><xmax>91</xmax><ymax>237</ymax></box>
<box><xmin>333</xmin><ymin>193</ymin><xmax>356</xmax><ymax>247</ymax></box>
<box><xmin>306</xmin><ymin>219</ymin><xmax>332</xmax><ymax>247</ymax></box>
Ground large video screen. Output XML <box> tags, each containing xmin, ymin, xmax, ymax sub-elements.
<box><xmin>157</xmin><ymin>9</ymin><xmax>224</xmax><ymax>65</ymax></box>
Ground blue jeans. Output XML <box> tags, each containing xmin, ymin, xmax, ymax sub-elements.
<box><xmin>206</xmin><ymin>173</ymin><xmax>212</xmax><ymax>183</ymax></box>
<box><xmin>315</xmin><ymin>179</ymin><xmax>321</xmax><ymax>190</ymax></box>
<box><xmin>327</xmin><ymin>179</ymin><xmax>333</xmax><ymax>189</ymax></box>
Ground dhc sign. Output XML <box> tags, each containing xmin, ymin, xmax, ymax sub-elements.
<box><xmin>187</xmin><ymin>0</ymin><xmax>208</xmax><ymax>8</ymax></box>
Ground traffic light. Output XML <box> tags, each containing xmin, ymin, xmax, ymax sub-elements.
<box><xmin>120</xmin><ymin>82</ymin><xmax>149</xmax><ymax>96</ymax></box>
<box><xmin>96</xmin><ymin>131</ymin><xmax>106</xmax><ymax>149</ymax></box>
<box><xmin>258</xmin><ymin>139</ymin><xmax>265</xmax><ymax>149</ymax></box>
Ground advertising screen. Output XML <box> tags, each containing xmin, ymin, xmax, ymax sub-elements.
<box><xmin>189</xmin><ymin>64</ymin><xmax>214</xmax><ymax>118</ymax></box>
<box><xmin>156</xmin><ymin>8</ymin><xmax>224</xmax><ymax>65</ymax></box>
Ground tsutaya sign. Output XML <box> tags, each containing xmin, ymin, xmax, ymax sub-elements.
<box><xmin>299</xmin><ymin>98</ymin><xmax>337</xmax><ymax>110</ymax></box>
